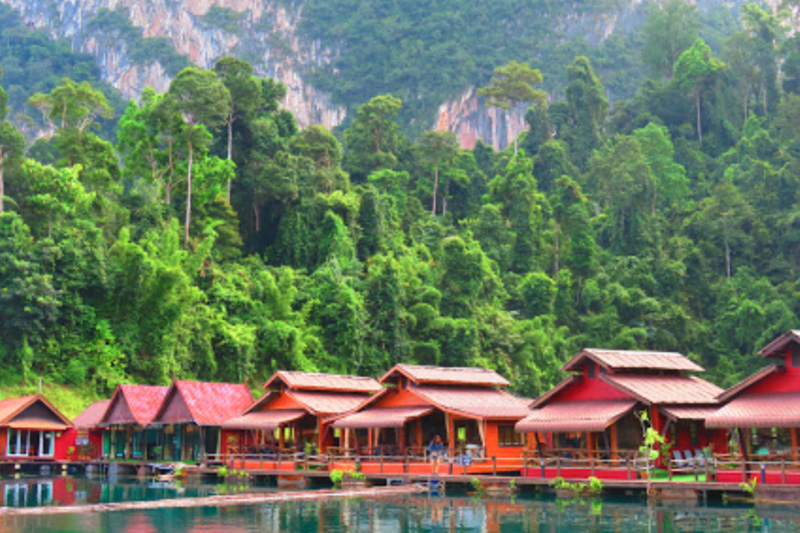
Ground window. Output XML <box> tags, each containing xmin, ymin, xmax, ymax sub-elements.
<box><xmin>7</xmin><ymin>429</ymin><xmax>29</xmax><ymax>457</ymax></box>
<box><xmin>40</xmin><ymin>432</ymin><xmax>54</xmax><ymax>457</ymax></box>
<box><xmin>498</xmin><ymin>425</ymin><xmax>525</xmax><ymax>447</ymax></box>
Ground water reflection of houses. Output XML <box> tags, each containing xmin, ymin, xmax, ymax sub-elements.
<box><xmin>0</xmin><ymin>477</ymin><xmax>75</xmax><ymax>507</ymax></box>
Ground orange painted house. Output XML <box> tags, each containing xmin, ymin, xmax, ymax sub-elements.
<box><xmin>151</xmin><ymin>380</ymin><xmax>253</xmax><ymax>463</ymax></box>
<box><xmin>707</xmin><ymin>330</ymin><xmax>800</xmax><ymax>483</ymax></box>
<box><xmin>329</xmin><ymin>364</ymin><xmax>530</xmax><ymax>474</ymax></box>
<box><xmin>517</xmin><ymin>349</ymin><xmax>726</xmax><ymax>479</ymax></box>
<box><xmin>221</xmin><ymin>371</ymin><xmax>383</xmax><ymax>460</ymax></box>
<box><xmin>99</xmin><ymin>384</ymin><xmax>168</xmax><ymax>460</ymax></box>
<box><xmin>0</xmin><ymin>395</ymin><xmax>73</xmax><ymax>461</ymax></box>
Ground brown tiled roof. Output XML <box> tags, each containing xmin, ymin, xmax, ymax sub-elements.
<box><xmin>706</xmin><ymin>392</ymin><xmax>800</xmax><ymax>428</ymax></box>
<box><xmin>516</xmin><ymin>399</ymin><xmax>637</xmax><ymax>433</ymax></box>
<box><xmin>409</xmin><ymin>384</ymin><xmax>529</xmax><ymax>419</ymax></box>
<box><xmin>660</xmin><ymin>406</ymin><xmax>721</xmax><ymax>421</ymax></box>
<box><xmin>103</xmin><ymin>385</ymin><xmax>168</xmax><ymax>426</ymax></box>
<box><xmin>562</xmin><ymin>349</ymin><xmax>705</xmax><ymax>373</ymax></box>
<box><xmin>72</xmin><ymin>400</ymin><xmax>111</xmax><ymax>429</ymax></box>
<box><xmin>758</xmin><ymin>330</ymin><xmax>800</xmax><ymax>359</ymax></box>
<box><xmin>264</xmin><ymin>371</ymin><xmax>383</xmax><ymax>393</ymax></box>
<box><xmin>332</xmin><ymin>406</ymin><xmax>435</xmax><ymax>429</ymax></box>
<box><xmin>155</xmin><ymin>381</ymin><xmax>254</xmax><ymax>426</ymax></box>
<box><xmin>380</xmin><ymin>364</ymin><xmax>510</xmax><ymax>387</ymax></box>
<box><xmin>717</xmin><ymin>365</ymin><xmax>783</xmax><ymax>402</ymax></box>
<box><xmin>286</xmin><ymin>390</ymin><xmax>372</xmax><ymax>415</ymax></box>
<box><xmin>601</xmin><ymin>374</ymin><xmax>723</xmax><ymax>405</ymax></box>
<box><xmin>0</xmin><ymin>394</ymin><xmax>72</xmax><ymax>430</ymax></box>
<box><xmin>222</xmin><ymin>410</ymin><xmax>306</xmax><ymax>430</ymax></box>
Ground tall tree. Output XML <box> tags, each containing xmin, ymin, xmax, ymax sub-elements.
<box><xmin>564</xmin><ymin>57</ymin><xmax>608</xmax><ymax>166</ymax></box>
<box><xmin>478</xmin><ymin>60</ymin><xmax>547</xmax><ymax>155</ymax></box>
<box><xmin>343</xmin><ymin>95</ymin><xmax>403</xmax><ymax>180</ymax></box>
<box><xmin>673</xmin><ymin>38</ymin><xmax>725</xmax><ymax>143</ymax></box>
<box><xmin>164</xmin><ymin>67</ymin><xmax>231</xmax><ymax>248</ymax></box>
<box><xmin>642</xmin><ymin>0</ymin><xmax>700</xmax><ymax>80</ymax></box>
<box><xmin>416</xmin><ymin>130</ymin><xmax>460</xmax><ymax>216</ymax></box>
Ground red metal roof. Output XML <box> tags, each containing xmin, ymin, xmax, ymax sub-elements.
<box><xmin>286</xmin><ymin>390</ymin><xmax>375</xmax><ymax>415</ymax></box>
<box><xmin>409</xmin><ymin>385</ymin><xmax>529</xmax><ymax>419</ymax></box>
<box><xmin>264</xmin><ymin>371</ymin><xmax>383</xmax><ymax>393</ymax></box>
<box><xmin>332</xmin><ymin>406</ymin><xmax>435</xmax><ymax>429</ymax></box>
<box><xmin>72</xmin><ymin>400</ymin><xmax>111</xmax><ymax>429</ymax></box>
<box><xmin>562</xmin><ymin>349</ymin><xmax>705</xmax><ymax>373</ymax></box>
<box><xmin>758</xmin><ymin>330</ymin><xmax>800</xmax><ymax>359</ymax></box>
<box><xmin>706</xmin><ymin>392</ymin><xmax>800</xmax><ymax>428</ymax></box>
<box><xmin>155</xmin><ymin>381</ymin><xmax>254</xmax><ymax>426</ymax></box>
<box><xmin>718</xmin><ymin>365</ymin><xmax>783</xmax><ymax>402</ymax></box>
<box><xmin>660</xmin><ymin>406</ymin><xmax>721</xmax><ymax>421</ymax></box>
<box><xmin>103</xmin><ymin>385</ymin><xmax>168</xmax><ymax>426</ymax></box>
<box><xmin>0</xmin><ymin>395</ymin><xmax>72</xmax><ymax>430</ymax></box>
<box><xmin>601</xmin><ymin>374</ymin><xmax>723</xmax><ymax>405</ymax></box>
<box><xmin>379</xmin><ymin>364</ymin><xmax>510</xmax><ymax>387</ymax></box>
<box><xmin>222</xmin><ymin>410</ymin><xmax>306</xmax><ymax>430</ymax></box>
<box><xmin>516</xmin><ymin>399</ymin><xmax>637</xmax><ymax>433</ymax></box>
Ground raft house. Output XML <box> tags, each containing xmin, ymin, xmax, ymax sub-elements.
<box><xmin>67</xmin><ymin>400</ymin><xmax>109</xmax><ymax>461</ymax></box>
<box><xmin>220</xmin><ymin>371</ymin><xmax>383</xmax><ymax>469</ymax></box>
<box><xmin>707</xmin><ymin>329</ymin><xmax>800</xmax><ymax>484</ymax></box>
<box><xmin>98</xmin><ymin>384</ymin><xmax>168</xmax><ymax>460</ymax></box>
<box><xmin>150</xmin><ymin>381</ymin><xmax>254</xmax><ymax>463</ymax></box>
<box><xmin>0</xmin><ymin>395</ymin><xmax>73</xmax><ymax>461</ymax></box>
<box><xmin>326</xmin><ymin>364</ymin><xmax>530</xmax><ymax>475</ymax></box>
<box><xmin>515</xmin><ymin>349</ymin><xmax>726</xmax><ymax>480</ymax></box>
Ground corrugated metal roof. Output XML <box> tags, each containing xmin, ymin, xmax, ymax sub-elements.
<box><xmin>264</xmin><ymin>371</ymin><xmax>383</xmax><ymax>393</ymax></box>
<box><xmin>105</xmin><ymin>385</ymin><xmax>168</xmax><ymax>426</ymax></box>
<box><xmin>410</xmin><ymin>385</ymin><xmax>529</xmax><ymax>419</ymax></box>
<box><xmin>718</xmin><ymin>365</ymin><xmax>783</xmax><ymax>402</ymax></box>
<box><xmin>516</xmin><ymin>399</ymin><xmax>637</xmax><ymax>433</ymax></box>
<box><xmin>380</xmin><ymin>364</ymin><xmax>510</xmax><ymax>387</ymax></box>
<box><xmin>0</xmin><ymin>395</ymin><xmax>72</xmax><ymax>429</ymax></box>
<box><xmin>159</xmin><ymin>381</ymin><xmax>253</xmax><ymax>426</ymax></box>
<box><xmin>562</xmin><ymin>349</ymin><xmax>705</xmax><ymax>373</ymax></box>
<box><xmin>222</xmin><ymin>410</ymin><xmax>306</xmax><ymax>430</ymax></box>
<box><xmin>286</xmin><ymin>390</ymin><xmax>374</xmax><ymax>415</ymax></box>
<box><xmin>660</xmin><ymin>406</ymin><xmax>721</xmax><ymax>421</ymax></box>
<box><xmin>72</xmin><ymin>400</ymin><xmax>111</xmax><ymax>430</ymax></box>
<box><xmin>7</xmin><ymin>419</ymin><xmax>69</xmax><ymax>431</ymax></box>
<box><xmin>601</xmin><ymin>374</ymin><xmax>723</xmax><ymax>405</ymax></box>
<box><xmin>758</xmin><ymin>330</ymin><xmax>800</xmax><ymax>359</ymax></box>
<box><xmin>706</xmin><ymin>392</ymin><xmax>800</xmax><ymax>428</ymax></box>
<box><xmin>331</xmin><ymin>406</ymin><xmax>434</xmax><ymax>429</ymax></box>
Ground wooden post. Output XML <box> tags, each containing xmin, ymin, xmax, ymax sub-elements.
<box><xmin>590</xmin><ymin>456</ymin><xmax>595</xmax><ymax>477</ymax></box>
<box><xmin>492</xmin><ymin>456</ymin><xmax>497</xmax><ymax>476</ymax></box>
<box><xmin>404</xmin><ymin>454</ymin><xmax>409</xmax><ymax>474</ymax></box>
<box><xmin>416</xmin><ymin>419</ymin><xmax>422</xmax><ymax>450</ymax></box>
<box><xmin>792</xmin><ymin>428</ymin><xmax>799</xmax><ymax>465</ymax></box>
<box><xmin>610</xmin><ymin>424</ymin><xmax>618</xmax><ymax>464</ymax></box>
<box><xmin>380</xmin><ymin>449</ymin><xmax>384</xmax><ymax>474</ymax></box>
<box><xmin>556</xmin><ymin>456</ymin><xmax>561</xmax><ymax>478</ymax></box>
<box><xmin>782</xmin><ymin>459</ymin><xmax>787</xmax><ymax>485</ymax></box>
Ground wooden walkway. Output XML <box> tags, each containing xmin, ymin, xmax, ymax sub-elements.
<box><xmin>0</xmin><ymin>485</ymin><xmax>425</xmax><ymax>516</ymax></box>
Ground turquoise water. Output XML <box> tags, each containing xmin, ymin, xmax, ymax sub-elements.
<box><xmin>0</xmin><ymin>476</ymin><xmax>797</xmax><ymax>532</ymax></box>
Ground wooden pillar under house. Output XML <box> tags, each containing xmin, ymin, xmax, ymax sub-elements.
<box><xmin>399</xmin><ymin>426</ymin><xmax>406</xmax><ymax>454</ymax></box>
<box><xmin>792</xmin><ymin>428</ymin><xmax>799</xmax><ymax>463</ymax></box>
<box><xmin>610</xmin><ymin>424</ymin><xmax>619</xmax><ymax>461</ymax></box>
<box><xmin>416</xmin><ymin>419</ymin><xmax>422</xmax><ymax>450</ymax></box>
<box><xmin>279</xmin><ymin>424</ymin><xmax>286</xmax><ymax>450</ymax></box>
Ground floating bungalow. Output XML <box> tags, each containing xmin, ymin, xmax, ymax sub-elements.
<box><xmin>0</xmin><ymin>395</ymin><xmax>73</xmax><ymax>461</ymax></box>
<box><xmin>151</xmin><ymin>381</ymin><xmax>253</xmax><ymax>463</ymax></box>
<box><xmin>329</xmin><ymin>364</ymin><xmax>530</xmax><ymax>474</ymax></box>
<box><xmin>707</xmin><ymin>330</ymin><xmax>800</xmax><ymax>483</ymax></box>
<box><xmin>67</xmin><ymin>400</ymin><xmax>109</xmax><ymax>461</ymax></box>
<box><xmin>221</xmin><ymin>371</ymin><xmax>383</xmax><ymax>467</ymax></box>
<box><xmin>516</xmin><ymin>349</ymin><xmax>725</xmax><ymax>479</ymax></box>
<box><xmin>99</xmin><ymin>385</ymin><xmax>168</xmax><ymax>460</ymax></box>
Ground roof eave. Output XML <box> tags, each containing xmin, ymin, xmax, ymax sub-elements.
<box><xmin>758</xmin><ymin>330</ymin><xmax>800</xmax><ymax>358</ymax></box>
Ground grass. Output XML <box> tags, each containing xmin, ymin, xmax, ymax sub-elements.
<box><xmin>0</xmin><ymin>382</ymin><xmax>104</xmax><ymax>419</ymax></box>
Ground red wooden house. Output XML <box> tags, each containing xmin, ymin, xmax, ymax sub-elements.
<box><xmin>99</xmin><ymin>385</ymin><xmax>168</xmax><ymax>460</ymax></box>
<box><xmin>222</xmin><ymin>371</ymin><xmax>382</xmax><ymax>463</ymax></box>
<box><xmin>707</xmin><ymin>329</ymin><xmax>800</xmax><ymax>482</ymax></box>
<box><xmin>516</xmin><ymin>349</ymin><xmax>725</xmax><ymax>479</ymax></box>
<box><xmin>329</xmin><ymin>364</ymin><xmax>530</xmax><ymax>474</ymax></box>
<box><xmin>64</xmin><ymin>400</ymin><xmax>109</xmax><ymax>460</ymax></box>
<box><xmin>0</xmin><ymin>395</ymin><xmax>73</xmax><ymax>461</ymax></box>
<box><xmin>151</xmin><ymin>380</ymin><xmax>253</xmax><ymax>463</ymax></box>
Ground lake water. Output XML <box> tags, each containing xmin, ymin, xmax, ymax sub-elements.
<box><xmin>0</xmin><ymin>476</ymin><xmax>798</xmax><ymax>532</ymax></box>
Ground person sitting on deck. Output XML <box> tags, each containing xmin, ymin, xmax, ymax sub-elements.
<box><xmin>428</xmin><ymin>435</ymin><xmax>446</xmax><ymax>474</ymax></box>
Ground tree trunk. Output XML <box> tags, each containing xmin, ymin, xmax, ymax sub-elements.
<box><xmin>553</xmin><ymin>221</ymin><xmax>560</xmax><ymax>277</ymax></box>
<box><xmin>696</xmin><ymin>90</ymin><xmax>703</xmax><ymax>143</ymax></box>
<box><xmin>185</xmin><ymin>140</ymin><xmax>194</xmax><ymax>249</ymax></box>
<box><xmin>226</xmin><ymin>116</ymin><xmax>233</xmax><ymax>203</ymax></box>
<box><xmin>442</xmin><ymin>195</ymin><xmax>447</xmax><ymax>217</ymax></box>
<box><xmin>0</xmin><ymin>147</ymin><xmax>4</xmax><ymax>215</ymax></box>
<box><xmin>514</xmin><ymin>134</ymin><xmax>518</xmax><ymax>156</ymax></box>
<box><xmin>431</xmin><ymin>164</ymin><xmax>439</xmax><ymax>217</ymax></box>
<box><xmin>253</xmin><ymin>198</ymin><xmax>261</xmax><ymax>233</ymax></box>
<box><xmin>165</xmin><ymin>186</ymin><xmax>171</xmax><ymax>207</ymax></box>
<box><xmin>725</xmin><ymin>239</ymin><xmax>731</xmax><ymax>279</ymax></box>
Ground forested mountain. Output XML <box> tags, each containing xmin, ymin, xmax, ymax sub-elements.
<box><xmin>1</xmin><ymin>0</ymin><xmax>800</xmax><ymax>405</ymax></box>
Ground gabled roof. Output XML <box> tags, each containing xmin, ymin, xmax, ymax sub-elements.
<box><xmin>222</xmin><ymin>410</ymin><xmax>306</xmax><ymax>431</ymax></box>
<box><xmin>706</xmin><ymin>392</ymin><xmax>800</xmax><ymax>428</ymax></box>
<box><xmin>530</xmin><ymin>375</ymin><xmax>580</xmax><ymax>409</ymax></box>
<box><xmin>72</xmin><ymin>400</ymin><xmax>111</xmax><ymax>430</ymax></box>
<box><xmin>0</xmin><ymin>395</ymin><xmax>72</xmax><ymax>430</ymax></box>
<box><xmin>102</xmin><ymin>385</ymin><xmax>169</xmax><ymax>427</ymax></box>
<box><xmin>601</xmin><ymin>374</ymin><xmax>722</xmax><ymax>405</ymax></box>
<box><xmin>154</xmin><ymin>381</ymin><xmax>253</xmax><ymax>426</ymax></box>
<box><xmin>246</xmin><ymin>389</ymin><xmax>373</xmax><ymax>417</ymax></box>
<box><xmin>264</xmin><ymin>371</ymin><xmax>383</xmax><ymax>394</ymax></box>
<box><xmin>562</xmin><ymin>349</ymin><xmax>704</xmax><ymax>373</ymax></box>
<box><xmin>516</xmin><ymin>399</ymin><xmax>637</xmax><ymax>433</ymax></box>
<box><xmin>717</xmin><ymin>365</ymin><xmax>783</xmax><ymax>402</ymax></box>
<box><xmin>379</xmin><ymin>364</ymin><xmax>510</xmax><ymax>387</ymax></box>
<box><xmin>758</xmin><ymin>330</ymin><xmax>800</xmax><ymax>359</ymax></box>
<box><xmin>408</xmin><ymin>384</ymin><xmax>529</xmax><ymax>419</ymax></box>
<box><xmin>660</xmin><ymin>406</ymin><xmax>721</xmax><ymax>422</ymax></box>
